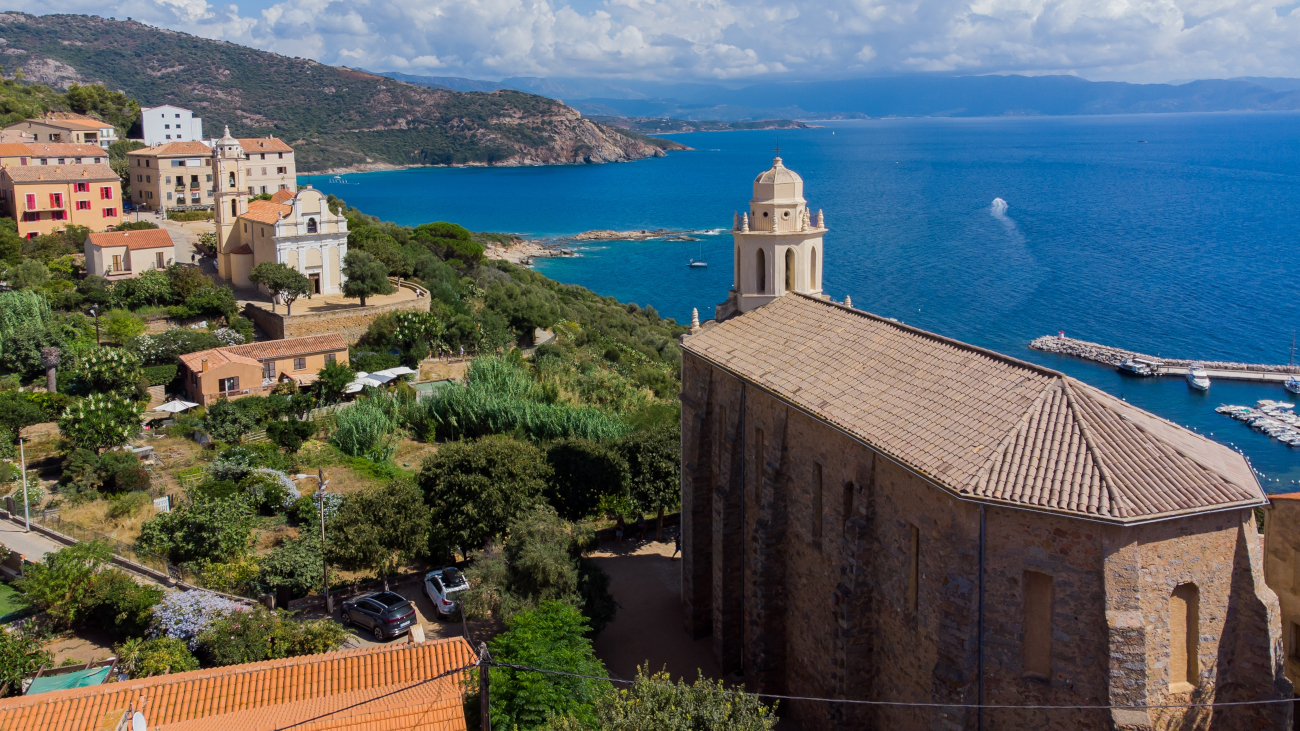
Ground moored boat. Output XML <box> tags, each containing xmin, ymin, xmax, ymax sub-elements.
<box><xmin>1186</xmin><ymin>363</ymin><xmax>1210</xmax><ymax>391</ymax></box>
<box><xmin>1118</xmin><ymin>357</ymin><xmax>1158</xmax><ymax>377</ymax></box>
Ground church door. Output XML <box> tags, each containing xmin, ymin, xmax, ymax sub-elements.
<box><xmin>310</xmin><ymin>273</ymin><xmax>321</xmax><ymax>294</ymax></box>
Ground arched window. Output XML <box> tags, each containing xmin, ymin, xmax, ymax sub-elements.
<box><xmin>810</xmin><ymin>247</ymin><xmax>818</xmax><ymax>290</ymax></box>
<box><xmin>755</xmin><ymin>248</ymin><xmax>766</xmax><ymax>293</ymax></box>
<box><xmin>785</xmin><ymin>248</ymin><xmax>795</xmax><ymax>292</ymax></box>
<box><xmin>1170</xmin><ymin>584</ymin><xmax>1200</xmax><ymax>691</ymax></box>
<box><xmin>306</xmin><ymin>217</ymin><xmax>318</xmax><ymax>234</ymax></box>
<box><xmin>230</xmin><ymin>199</ymin><xmax>238</xmax><ymax>218</ymax></box>
<box><xmin>228</xmin><ymin>171</ymin><xmax>236</xmax><ymax>189</ymax></box>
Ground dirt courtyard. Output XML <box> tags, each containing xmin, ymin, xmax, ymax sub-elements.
<box><xmin>588</xmin><ymin>533</ymin><xmax>721</xmax><ymax>684</ymax></box>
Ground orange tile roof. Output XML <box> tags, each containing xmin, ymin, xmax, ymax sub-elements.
<box><xmin>0</xmin><ymin>638</ymin><xmax>475</xmax><ymax>731</ymax></box>
<box><xmin>270</xmin><ymin>189</ymin><xmax>296</xmax><ymax>204</ymax></box>
<box><xmin>87</xmin><ymin>229</ymin><xmax>174</xmax><ymax>251</ymax></box>
<box><xmin>22</xmin><ymin>142</ymin><xmax>106</xmax><ymax>157</ymax></box>
<box><xmin>237</xmin><ymin>137</ymin><xmax>294</xmax><ymax>153</ymax></box>
<box><xmin>241</xmin><ymin>199</ymin><xmax>292</xmax><ymax>225</ymax></box>
<box><xmin>0</xmin><ymin>143</ymin><xmax>32</xmax><ymax>157</ymax></box>
<box><xmin>35</xmin><ymin>117</ymin><xmax>114</xmax><ymax>131</ymax></box>
<box><xmin>229</xmin><ymin>243</ymin><xmax>253</xmax><ymax>255</ymax></box>
<box><xmin>178</xmin><ymin>347</ymin><xmax>262</xmax><ymax>372</ymax></box>
<box><xmin>2</xmin><ymin>163</ymin><xmax>118</xmax><ymax>183</ymax></box>
<box><xmin>128</xmin><ymin>141</ymin><xmax>214</xmax><ymax>157</ymax></box>
<box><xmin>224</xmin><ymin>333</ymin><xmax>349</xmax><ymax>361</ymax></box>
<box><xmin>684</xmin><ymin>294</ymin><xmax>1267</xmax><ymax>523</ymax></box>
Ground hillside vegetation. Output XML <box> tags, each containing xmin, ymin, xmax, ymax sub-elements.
<box><xmin>0</xmin><ymin>13</ymin><xmax>675</xmax><ymax>172</ymax></box>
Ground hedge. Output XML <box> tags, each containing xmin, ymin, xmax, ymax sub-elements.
<box><xmin>143</xmin><ymin>364</ymin><xmax>178</xmax><ymax>386</ymax></box>
<box><xmin>166</xmin><ymin>211</ymin><xmax>213</xmax><ymax>222</ymax></box>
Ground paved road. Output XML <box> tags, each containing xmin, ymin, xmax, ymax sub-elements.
<box><xmin>0</xmin><ymin>518</ymin><xmax>63</xmax><ymax>562</ymax></box>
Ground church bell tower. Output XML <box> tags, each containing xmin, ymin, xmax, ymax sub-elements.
<box><xmin>213</xmin><ymin>126</ymin><xmax>248</xmax><ymax>283</ymax></box>
<box><xmin>716</xmin><ymin>155</ymin><xmax>826</xmax><ymax>320</ymax></box>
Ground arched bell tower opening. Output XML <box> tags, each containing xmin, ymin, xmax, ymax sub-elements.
<box><xmin>716</xmin><ymin>156</ymin><xmax>828</xmax><ymax>319</ymax></box>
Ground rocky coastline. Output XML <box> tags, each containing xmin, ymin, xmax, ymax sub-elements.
<box><xmin>1029</xmin><ymin>335</ymin><xmax>1300</xmax><ymax>374</ymax></box>
<box><xmin>568</xmin><ymin>229</ymin><xmax>699</xmax><ymax>242</ymax></box>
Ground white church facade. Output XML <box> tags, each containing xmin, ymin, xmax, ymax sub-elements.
<box><xmin>212</xmin><ymin>127</ymin><xmax>347</xmax><ymax>295</ymax></box>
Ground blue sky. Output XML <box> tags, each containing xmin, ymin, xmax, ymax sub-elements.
<box><xmin>16</xmin><ymin>0</ymin><xmax>1300</xmax><ymax>84</ymax></box>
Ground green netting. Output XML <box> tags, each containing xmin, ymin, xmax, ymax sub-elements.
<box><xmin>26</xmin><ymin>667</ymin><xmax>111</xmax><ymax>695</ymax></box>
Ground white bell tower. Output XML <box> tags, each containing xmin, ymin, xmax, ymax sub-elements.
<box><xmin>716</xmin><ymin>154</ymin><xmax>826</xmax><ymax>319</ymax></box>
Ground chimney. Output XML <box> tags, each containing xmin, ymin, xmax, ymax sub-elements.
<box><xmin>201</xmin><ymin>357</ymin><xmax>208</xmax><ymax>372</ymax></box>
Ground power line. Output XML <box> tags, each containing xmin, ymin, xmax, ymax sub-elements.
<box><xmin>486</xmin><ymin>660</ymin><xmax>1299</xmax><ymax>712</ymax></box>
<box><xmin>274</xmin><ymin>659</ymin><xmax>478</xmax><ymax>731</ymax></box>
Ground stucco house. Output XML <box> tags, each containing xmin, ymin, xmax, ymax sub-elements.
<box><xmin>179</xmin><ymin>333</ymin><xmax>349</xmax><ymax>405</ymax></box>
<box><xmin>5</xmin><ymin>114</ymin><xmax>119</xmax><ymax>149</ymax></box>
<box><xmin>126</xmin><ymin>141</ymin><xmax>215</xmax><ymax>212</ymax></box>
<box><xmin>0</xmin><ymin>163</ymin><xmax>121</xmax><ymax>238</ymax></box>
<box><xmin>84</xmin><ymin>228</ymin><xmax>176</xmax><ymax>280</ymax></box>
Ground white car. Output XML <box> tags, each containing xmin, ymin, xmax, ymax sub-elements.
<box><xmin>424</xmin><ymin>567</ymin><xmax>469</xmax><ymax>620</ymax></box>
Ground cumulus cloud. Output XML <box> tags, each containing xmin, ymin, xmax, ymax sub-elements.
<box><xmin>13</xmin><ymin>0</ymin><xmax>1300</xmax><ymax>82</ymax></box>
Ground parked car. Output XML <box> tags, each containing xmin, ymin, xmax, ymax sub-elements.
<box><xmin>340</xmin><ymin>591</ymin><xmax>417</xmax><ymax>641</ymax></box>
<box><xmin>424</xmin><ymin>567</ymin><xmax>469</xmax><ymax>620</ymax></box>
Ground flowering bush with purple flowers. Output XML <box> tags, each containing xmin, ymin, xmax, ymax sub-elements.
<box><xmin>149</xmin><ymin>590</ymin><xmax>250</xmax><ymax>649</ymax></box>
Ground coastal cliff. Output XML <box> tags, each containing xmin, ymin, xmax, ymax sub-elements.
<box><xmin>0</xmin><ymin>13</ymin><xmax>682</xmax><ymax>173</ymax></box>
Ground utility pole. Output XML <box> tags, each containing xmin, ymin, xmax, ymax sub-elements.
<box><xmin>317</xmin><ymin>467</ymin><xmax>331</xmax><ymax>615</ymax></box>
<box><xmin>19</xmin><ymin>436</ymin><xmax>29</xmax><ymax>532</ymax></box>
<box><xmin>478</xmin><ymin>642</ymin><xmax>490</xmax><ymax>731</ymax></box>
<box><xmin>89</xmin><ymin>306</ymin><xmax>100</xmax><ymax>345</ymax></box>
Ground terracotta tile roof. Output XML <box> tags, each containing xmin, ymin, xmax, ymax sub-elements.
<box><xmin>21</xmin><ymin>142</ymin><xmax>106</xmax><ymax>157</ymax></box>
<box><xmin>241</xmin><ymin>199</ymin><xmax>293</xmax><ymax>225</ymax></box>
<box><xmin>127</xmin><ymin>141</ymin><xmax>213</xmax><ymax>157</ymax></box>
<box><xmin>2</xmin><ymin>163</ymin><xmax>118</xmax><ymax>183</ymax></box>
<box><xmin>87</xmin><ymin>229</ymin><xmax>174</xmax><ymax>251</ymax></box>
<box><xmin>0</xmin><ymin>638</ymin><xmax>474</xmax><ymax>731</ymax></box>
<box><xmin>0</xmin><ymin>143</ymin><xmax>31</xmax><ymax>157</ymax></box>
<box><xmin>684</xmin><ymin>294</ymin><xmax>1266</xmax><ymax>523</ymax></box>
<box><xmin>270</xmin><ymin>189</ymin><xmax>296</xmax><ymax>204</ymax></box>
<box><xmin>229</xmin><ymin>243</ymin><xmax>253</xmax><ymax>255</ymax></box>
<box><xmin>237</xmin><ymin>137</ymin><xmax>294</xmax><ymax>153</ymax></box>
<box><xmin>178</xmin><ymin>347</ymin><xmax>262</xmax><ymax>372</ymax></box>
<box><xmin>34</xmin><ymin>116</ymin><xmax>113</xmax><ymax>131</ymax></box>
<box><xmin>224</xmin><ymin>333</ymin><xmax>349</xmax><ymax>362</ymax></box>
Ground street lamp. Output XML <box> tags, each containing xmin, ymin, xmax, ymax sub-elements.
<box><xmin>19</xmin><ymin>435</ymin><xmax>28</xmax><ymax>533</ymax></box>
<box><xmin>297</xmin><ymin>468</ymin><xmax>332</xmax><ymax>613</ymax></box>
<box><xmin>89</xmin><ymin>306</ymin><xmax>100</xmax><ymax>345</ymax></box>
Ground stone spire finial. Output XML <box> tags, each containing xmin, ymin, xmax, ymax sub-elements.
<box><xmin>733</xmin><ymin>212</ymin><xmax>740</xmax><ymax>231</ymax></box>
<box><xmin>741</xmin><ymin>213</ymin><xmax>749</xmax><ymax>233</ymax></box>
<box><xmin>690</xmin><ymin>308</ymin><xmax>700</xmax><ymax>334</ymax></box>
<box><xmin>817</xmin><ymin>209</ymin><xmax>824</xmax><ymax>228</ymax></box>
<box><xmin>844</xmin><ymin>295</ymin><xmax>852</xmax><ymax>308</ymax></box>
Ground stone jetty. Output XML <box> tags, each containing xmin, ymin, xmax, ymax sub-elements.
<box><xmin>1030</xmin><ymin>335</ymin><xmax>1300</xmax><ymax>378</ymax></box>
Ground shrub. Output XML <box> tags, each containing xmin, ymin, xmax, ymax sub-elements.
<box><xmin>142</xmin><ymin>364</ymin><xmax>178</xmax><ymax>386</ymax></box>
<box><xmin>149</xmin><ymin>589</ymin><xmax>249</xmax><ymax>649</ymax></box>
<box><xmin>136</xmin><ymin>496</ymin><xmax>255</xmax><ymax>565</ymax></box>
<box><xmin>329</xmin><ymin>397</ymin><xmax>400</xmax><ymax>463</ymax></box>
<box><xmin>241</xmin><ymin>468</ymin><xmax>299</xmax><ymax>514</ymax></box>
<box><xmin>204</xmin><ymin>398</ymin><xmax>263</xmax><ymax>444</ymax></box>
<box><xmin>325</xmin><ymin>479</ymin><xmax>428</xmax><ymax>583</ymax></box>
<box><xmin>546</xmin><ymin>438</ymin><xmax>630</xmax><ymax>522</ymax></box>
<box><xmin>108</xmin><ymin>490</ymin><xmax>153</xmax><ymax>521</ymax></box>
<box><xmin>7</xmin><ymin>481</ymin><xmax>45</xmax><ymax>510</ymax></box>
<box><xmin>104</xmin><ymin>308</ymin><xmax>146</xmax><ymax>344</ymax></box>
<box><xmin>14</xmin><ymin>540</ymin><xmax>113</xmax><ymax>629</ymax></box>
<box><xmin>130</xmin><ymin>328</ymin><xmax>221</xmax><ymax>366</ymax></box>
<box><xmin>252</xmin><ymin>532</ymin><xmax>322</xmax><ymax>600</ymax></box>
<box><xmin>0</xmin><ymin>626</ymin><xmax>51</xmax><ymax>697</ymax></box>
<box><xmin>191</xmin><ymin>479</ymin><xmax>240</xmax><ymax>501</ymax></box>
<box><xmin>197</xmin><ymin>606</ymin><xmax>347</xmax><ymax>666</ymax></box>
<box><xmin>89</xmin><ymin>571</ymin><xmax>165</xmax><ymax>640</ymax></box>
<box><xmin>287</xmin><ymin>491</ymin><xmax>342</xmax><ymax>526</ymax></box>
<box><xmin>167</xmin><ymin>210</ymin><xmax>213</xmax><ymax>222</ymax></box>
<box><xmin>115</xmin><ymin>637</ymin><xmax>199</xmax><ymax>678</ymax></box>
<box><xmin>73</xmin><ymin>347</ymin><xmax>144</xmax><ymax>397</ymax></box>
<box><xmin>99</xmin><ymin>450</ymin><xmax>151</xmax><ymax>494</ymax></box>
<box><xmin>267</xmin><ymin>418</ymin><xmax>315</xmax><ymax>453</ymax></box>
<box><xmin>58</xmin><ymin>393</ymin><xmax>145</xmax><ymax>452</ymax></box>
<box><xmin>550</xmin><ymin>667</ymin><xmax>778</xmax><ymax>731</ymax></box>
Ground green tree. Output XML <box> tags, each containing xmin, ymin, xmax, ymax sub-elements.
<box><xmin>311</xmin><ymin>360</ymin><xmax>355</xmax><ymax>404</ymax></box>
<box><xmin>7</xmin><ymin>259</ymin><xmax>49</xmax><ymax>290</ymax></box>
<box><xmin>549</xmin><ymin>667</ymin><xmax>777</xmax><ymax>731</ymax></box>
<box><xmin>185</xmin><ymin>286</ymin><xmax>238</xmax><ymax>320</ymax></box>
<box><xmin>14</xmin><ymin>540</ymin><xmax>114</xmax><ymax>629</ymax></box>
<box><xmin>118</xmin><ymin>269</ymin><xmax>172</xmax><ymax>308</ymax></box>
<box><xmin>341</xmin><ymin>250</ymin><xmax>395</xmax><ymax>306</ymax></box>
<box><xmin>136</xmin><ymin>496</ymin><xmax>255</xmax><ymax>564</ymax></box>
<box><xmin>546</xmin><ymin>438</ymin><xmax>630</xmax><ymax>522</ymax></box>
<box><xmin>488</xmin><ymin>601</ymin><xmax>610</xmax><ymax>730</ymax></box>
<box><xmin>418</xmin><ymin>435</ymin><xmax>551</xmax><ymax>560</ymax></box>
<box><xmin>197</xmin><ymin>606</ymin><xmax>347</xmax><ymax>666</ymax></box>
<box><xmin>326</xmin><ymin>479</ymin><xmax>428</xmax><ymax>585</ymax></box>
<box><xmin>88</xmin><ymin>571</ymin><xmax>165</xmax><ymax>640</ymax></box>
<box><xmin>266</xmin><ymin>418</ymin><xmax>316</xmax><ymax>453</ymax></box>
<box><xmin>619</xmin><ymin>423</ymin><xmax>681</xmax><ymax>540</ymax></box>
<box><xmin>0</xmin><ymin>627</ymin><xmax>51</xmax><ymax>697</ymax></box>
<box><xmin>58</xmin><ymin>393</ymin><xmax>145</xmax><ymax>452</ymax></box>
<box><xmin>104</xmin><ymin>309</ymin><xmax>147</xmax><ymax>344</ymax></box>
<box><xmin>204</xmin><ymin>397</ymin><xmax>262</xmax><ymax>443</ymax></box>
<box><xmin>114</xmin><ymin>637</ymin><xmax>199</xmax><ymax>679</ymax></box>
<box><xmin>253</xmin><ymin>532</ymin><xmax>323</xmax><ymax>599</ymax></box>
<box><xmin>166</xmin><ymin>264</ymin><xmax>210</xmax><ymax>301</ymax></box>
<box><xmin>249</xmin><ymin>262</ymin><xmax>313</xmax><ymax>315</ymax></box>
<box><xmin>0</xmin><ymin>391</ymin><xmax>47</xmax><ymax>443</ymax></box>
<box><xmin>75</xmin><ymin>346</ymin><xmax>145</xmax><ymax>397</ymax></box>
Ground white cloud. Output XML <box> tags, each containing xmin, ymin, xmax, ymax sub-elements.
<box><xmin>12</xmin><ymin>0</ymin><xmax>1300</xmax><ymax>82</ymax></box>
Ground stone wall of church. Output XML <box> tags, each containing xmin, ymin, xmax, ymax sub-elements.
<box><xmin>680</xmin><ymin>349</ymin><xmax>1290</xmax><ymax>731</ymax></box>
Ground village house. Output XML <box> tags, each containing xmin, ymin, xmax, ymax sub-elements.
<box><xmin>679</xmin><ymin>157</ymin><xmax>1291</xmax><ymax>731</ymax></box>
<box><xmin>5</xmin><ymin>113</ymin><xmax>119</xmax><ymax>149</ymax></box>
<box><xmin>83</xmin><ymin>228</ymin><xmax>176</xmax><ymax>280</ymax></box>
<box><xmin>240</xmin><ymin>135</ymin><xmax>296</xmax><ymax>195</ymax></box>
<box><xmin>125</xmin><ymin>141</ymin><xmax>215</xmax><ymax>212</ymax></box>
<box><xmin>140</xmin><ymin>104</ymin><xmax>204</xmax><ymax>146</ymax></box>
<box><xmin>178</xmin><ymin>332</ymin><xmax>349</xmax><ymax>405</ymax></box>
<box><xmin>0</xmin><ymin>142</ymin><xmax>107</xmax><ymax>168</ymax></box>
<box><xmin>0</xmin><ymin>637</ymin><xmax>474</xmax><ymax>731</ymax></box>
<box><xmin>0</xmin><ymin>163</ymin><xmax>121</xmax><ymax>238</ymax></box>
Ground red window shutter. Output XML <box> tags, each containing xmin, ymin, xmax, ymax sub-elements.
<box><xmin>24</xmin><ymin>194</ymin><xmax>34</xmax><ymax>210</ymax></box>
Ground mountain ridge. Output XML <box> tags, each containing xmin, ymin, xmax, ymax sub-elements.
<box><xmin>0</xmin><ymin>13</ymin><xmax>679</xmax><ymax>172</ymax></box>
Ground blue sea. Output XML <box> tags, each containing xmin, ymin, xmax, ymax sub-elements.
<box><xmin>302</xmin><ymin>112</ymin><xmax>1300</xmax><ymax>489</ymax></box>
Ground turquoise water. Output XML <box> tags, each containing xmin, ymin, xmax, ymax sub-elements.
<box><xmin>302</xmin><ymin>113</ymin><xmax>1300</xmax><ymax>488</ymax></box>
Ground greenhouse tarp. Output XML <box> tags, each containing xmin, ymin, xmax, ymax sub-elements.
<box><xmin>26</xmin><ymin>667</ymin><xmax>111</xmax><ymax>695</ymax></box>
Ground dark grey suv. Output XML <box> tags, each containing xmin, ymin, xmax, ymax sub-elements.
<box><xmin>340</xmin><ymin>591</ymin><xmax>417</xmax><ymax>641</ymax></box>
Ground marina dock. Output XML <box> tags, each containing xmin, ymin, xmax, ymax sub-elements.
<box><xmin>1029</xmin><ymin>335</ymin><xmax>1300</xmax><ymax>384</ymax></box>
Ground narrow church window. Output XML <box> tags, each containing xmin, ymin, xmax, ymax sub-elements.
<box><xmin>810</xmin><ymin>247</ymin><xmax>818</xmax><ymax>290</ymax></box>
<box><xmin>811</xmin><ymin>463</ymin><xmax>823</xmax><ymax>544</ymax></box>
<box><xmin>842</xmin><ymin>481</ymin><xmax>855</xmax><ymax>534</ymax></box>
<box><xmin>1170</xmin><ymin>583</ymin><xmax>1199</xmax><ymax>691</ymax></box>
<box><xmin>232</xmin><ymin>200</ymin><xmax>238</xmax><ymax>218</ymax></box>
<box><xmin>755</xmin><ymin>249</ymin><xmax>766</xmax><ymax>293</ymax></box>
<box><xmin>307</xmin><ymin>217</ymin><xmax>318</xmax><ymax>234</ymax></box>
<box><xmin>907</xmin><ymin>525</ymin><xmax>919</xmax><ymax>611</ymax></box>
<box><xmin>1023</xmin><ymin>571</ymin><xmax>1053</xmax><ymax>679</ymax></box>
<box><xmin>784</xmin><ymin>249</ymin><xmax>795</xmax><ymax>292</ymax></box>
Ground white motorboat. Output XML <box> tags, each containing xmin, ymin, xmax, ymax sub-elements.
<box><xmin>1286</xmin><ymin>376</ymin><xmax>1300</xmax><ymax>395</ymax></box>
<box><xmin>1185</xmin><ymin>363</ymin><xmax>1210</xmax><ymax>391</ymax></box>
<box><xmin>1117</xmin><ymin>357</ymin><xmax>1158</xmax><ymax>377</ymax></box>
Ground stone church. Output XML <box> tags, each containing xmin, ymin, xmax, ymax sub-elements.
<box><xmin>212</xmin><ymin>127</ymin><xmax>348</xmax><ymax>294</ymax></box>
<box><xmin>680</xmin><ymin>157</ymin><xmax>1291</xmax><ymax>730</ymax></box>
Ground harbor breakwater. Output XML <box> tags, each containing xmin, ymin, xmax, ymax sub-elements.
<box><xmin>1029</xmin><ymin>335</ymin><xmax>1300</xmax><ymax>376</ymax></box>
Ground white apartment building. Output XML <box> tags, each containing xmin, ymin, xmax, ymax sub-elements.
<box><xmin>141</xmin><ymin>105</ymin><xmax>204</xmax><ymax>146</ymax></box>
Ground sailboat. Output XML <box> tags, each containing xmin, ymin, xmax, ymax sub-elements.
<box><xmin>1287</xmin><ymin>333</ymin><xmax>1300</xmax><ymax>395</ymax></box>
<box><xmin>688</xmin><ymin>239</ymin><xmax>707</xmax><ymax>268</ymax></box>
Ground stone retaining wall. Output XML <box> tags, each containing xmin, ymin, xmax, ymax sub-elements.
<box><xmin>244</xmin><ymin>281</ymin><xmax>430</xmax><ymax>344</ymax></box>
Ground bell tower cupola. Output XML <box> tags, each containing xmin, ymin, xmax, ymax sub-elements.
<box><xmin>716</xmin><ymin>155</ymin><xmax>827</xmax><ymax>319</ymax></box>
<box><xmin>213</xmin><ymin>125</ymin><xmax>249</xmax><ymax>283</ymax></box>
